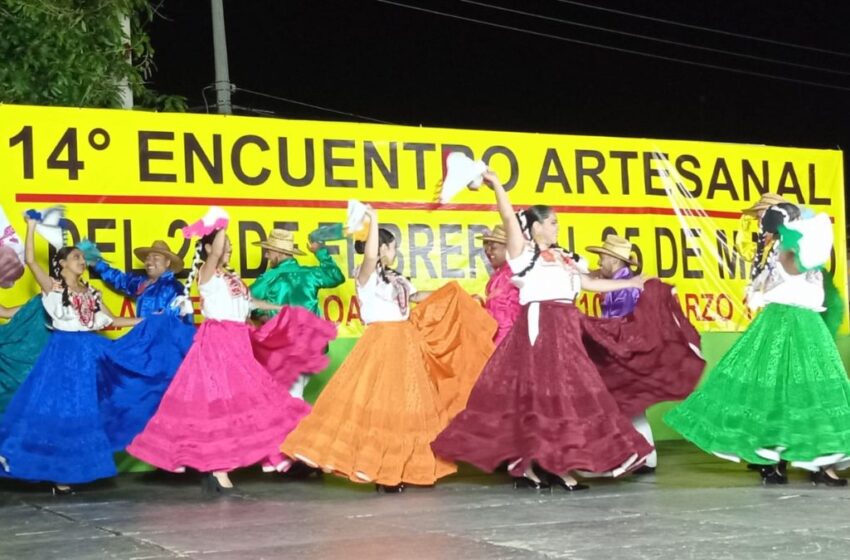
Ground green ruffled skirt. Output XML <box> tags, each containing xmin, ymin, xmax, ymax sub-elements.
<box><xmin>665</xmin><ymin>302</ymin><xmax>850</xmax><ymax>468</ymax></box>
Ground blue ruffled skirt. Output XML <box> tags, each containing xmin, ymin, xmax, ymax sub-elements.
<box><xmin>0</xmin><ymin>331</ymin><xmax>114</xmax><ymax>483</ymax></box>
<box><xmin>99</xmin><ymin>314</ymin><xmax>195</xmax><ymax>450</ymax></box>
<box><xmin>0</xmin><ymin>314</ymin><xmax>193</xmax><ymax>484</ymax></box>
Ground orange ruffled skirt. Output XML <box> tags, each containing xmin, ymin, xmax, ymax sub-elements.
<box><xmin>280</xmin><ymin>282</ymin><xmax>496</xmax><ymax>486</ymax></box>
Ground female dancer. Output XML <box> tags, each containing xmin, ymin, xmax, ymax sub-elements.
<box><xmin>432</xmin><ymin>171</ymin><xmax>670</xmax><ymax>491</ymax></box>
<box><xmin>281</xmin><ymin>207</ymin><xmax>496</xmax><ymax>492</ymax></box>
<box><xmin>128</xmin><ymin>219</ymin><xmax>336</xmax><ymax>493</ymax></box>
<box><xmin>666</xmin><ymin>204</ymin><xmax>850</xmax><ymax>486</ymax></box>
<box><xmin>0</xmin><ymin>218</ymin><xmax>141</xmax><ymax>493</ymax></box>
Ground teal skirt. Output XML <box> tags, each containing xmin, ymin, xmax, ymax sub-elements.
<box><xmin>0</xmin><ymin>296</ymin><xmax>51</xmax><ymax>420</ymax></box>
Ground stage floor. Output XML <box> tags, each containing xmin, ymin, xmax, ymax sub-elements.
<box><xmin>1</xmin><ymin>440</ymin><xmax>849</xmax><ymax>559</ymax></box>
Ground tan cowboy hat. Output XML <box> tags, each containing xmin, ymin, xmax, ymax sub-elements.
<box><xmin>742</xmin><ymin>193</ymin><xmax>787</xmax><ymax>217</ymax></box>
<box><xmin>252</xmin><ymin>229</ymin><xmax>306</xmax><ymax>256</ymax></box>
<box><xmin>585</xmin><ymin>235</ymin><xmax>639</xmax><ymax>267</ymax></box>
<box><xmin>476</xmin><ymin>225</ymin><xmax>508</xmax><ymax>244</ymax></box>
<box><xmin>133</xmin><ymin>240</ymin><xmax>184</xmax><ymax>273</ymax></box>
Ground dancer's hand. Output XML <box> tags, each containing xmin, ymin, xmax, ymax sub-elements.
<box><xmin>482</xmin><ymin>170</ymin><xmax>501</xmax><ymax>188</ymax></box>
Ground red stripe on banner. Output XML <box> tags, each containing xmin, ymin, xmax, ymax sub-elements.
<box><xmin>15</xmin><ymin>192</ymin><xmax>745</xmax><ymax>219</ymax></box>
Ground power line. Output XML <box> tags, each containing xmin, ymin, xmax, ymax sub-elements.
<box><xmin>551</xmin><ymin>0</ymin><xmax>850</xmax><ymax>59</ymax></box>
<box><xmin>233</xmin><ymin>87</ymin><xmax>394</xmax><ymax>124</ymax></box>
<box><xmin>461</xmin><ymin>0</ymin><xmax>850</xmax><ymax>77</ymax></box>
<box><xmin>376</xmin><ymin>0</ymin><xmax>850</xmax><ymax>92</ymax></box>
<box><xmin>201</xmin><ymin>85</ymin><xmax>213</xmax><ymax>113</ymax></box>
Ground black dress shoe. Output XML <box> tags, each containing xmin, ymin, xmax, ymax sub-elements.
<box><xmin>512</xmin><ymin>477</ymin><xmax>551</xmax><ymax>491</ymax></box>
<box><xmin>375</xmin><ymin>483</ymin><xmax>405</xmax><ymax>493</ymax></box>
<box><xmin>283</xmin><ymin>462</ymin><xmax>324</xmax><ymax>480</ymax></box>
<box><xmin>750</xmin><ymin>460</ymin><xmax>787</xmax><ymax>472</ymax></box>
<box><xmin>201</xmin><ymin>474</ymin><xmax>234</xmax><ymax>495</ymax></box>
<box><xmin>760</xmin><ymin>467</ymin><xmax>788</xmax><ymax>485</ymax></box>
<box><xmin>810</xmin><ymin>470</ymin><xmax>848</xmax><ymax>487</ymax></box>
<box><xmin>632</xmin><ymin>465</ymin><xmax>656</xmax><ymax>475</ymax></box>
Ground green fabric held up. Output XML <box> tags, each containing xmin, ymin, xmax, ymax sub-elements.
<box><xmin>665</xmin><ymin>303</ymin><xmax>850</xmax><ymax>465</ymax></box>
<box><xmin>308</xmin><ymin>224</ymin><xmax>346</xmax><ymax>244</ymax></box>
<box><xmin>0</xmin><ymin>296</ymin><xmax>51</xmax><ymax>420</ymax></box>
<box><xmin>778</xmin><ymin>224</ymin><xmax>803</xmax><ymax>260</ymax></box>
<box><xmin>778</xmin><ymin>224</ymin><xmax>821</xmax><ymax>274</ymax></box>
<box><xmin>249</xmin><ymin>247</ymin><xmax>345</xmax><ymax>318</ymax></box>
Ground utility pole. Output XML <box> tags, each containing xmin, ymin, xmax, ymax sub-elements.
<box><xmin>210</xmin><ymin>0</ymin><xmax>232</xmax><ymax>114</ymax></box>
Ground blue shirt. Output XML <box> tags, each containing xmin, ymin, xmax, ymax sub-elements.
<box><xmin>94</xmin><ymin>261</ymin><xmax>192</xmax><ymax>325</ymax></box>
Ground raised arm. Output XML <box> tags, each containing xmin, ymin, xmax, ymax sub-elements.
<box><xmin>356</xmin><ymin>207</ymin><xmax>379</xmax><ymax>287</ymax></box>
<box><xmin>93</xmin><ymin>261</ymin><xmax>145</xmax><ymax>297</ymax></box>
<box><xmin>484</xmin><ymin>172</ymin><xmax>524</xmax><ymax>260</ymax></box>
<box><xmin>197</xmin><ymin>228</ymin><xmax>226</xmax><ymax>286</ymax></box>
<box><xmin>24</xmin><ymin>218</ymin><xmax>55</xmax><ymax>293</ymax></box>
<box><xmin>309</xmin><ymin>245</ymin><xmax>346</xmax><ymax>289</ymax></box>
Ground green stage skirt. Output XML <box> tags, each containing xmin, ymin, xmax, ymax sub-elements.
<box><xmin>665</xmin><ymin>302</ymin><xmax>850</xmax><ymax>470</ymax></box>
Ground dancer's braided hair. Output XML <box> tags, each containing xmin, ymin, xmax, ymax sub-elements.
<box><xmin>181</xmin><ymin>230</ymin><xmax>234</xmax><ymax>296</ymax></box>
<box><xmin>750</xmin><ymin>202</ymin><xmax>801</xmax><ymax>280</ymax></box>
<box><xmin>514</xmin><ymin>205</ymin><xmax>556</xmax><ymax>278</ymax></box>
<box><xmin>51</xmin><ymin>247</ymin><xmax>101</xmax><ymax>311</ymax></box>
<box><xmin>354</xmin><ymin>228</ymin><xmax>407</xmax><ymax>285</ymax></box>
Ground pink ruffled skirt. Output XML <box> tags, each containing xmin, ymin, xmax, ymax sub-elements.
<box><xmin>127</xmin><ymin>307</ymin><xmax>336</xmax><ymax>472</ymax></box>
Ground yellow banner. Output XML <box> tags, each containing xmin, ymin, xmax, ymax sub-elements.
<box><xmin>0</xmin><ymin>104</ymin><xmax>844</xmax><ymax>336</ymax></box>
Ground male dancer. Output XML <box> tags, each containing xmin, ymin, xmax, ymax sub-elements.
<box><xmin>91</xmin><ymin>240</ymin><xmax>189</xmax><ymax>323</ymax></box>
<box><xmin>586</xmin><ymin>234</ymin><xmax>655</xmax><ymax>473</ymax></box>
<box><xmin>249</xmin><ymin>228</ymin><xmax>345</xmax><ymax>398</ymax></box>
<box><xmin>477</xmin><ymin>225</ymin><xmax>520</xmax><ymax>344</ymax></box>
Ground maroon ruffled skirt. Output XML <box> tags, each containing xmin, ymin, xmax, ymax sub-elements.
<box><xmin>581</xmin><ymin>280</ymin><xmax>705</xmax><ymax>416</ymax></box>
<box><xmin>431</xmin><ymin>300</ymin><xmax>653</xmax><ymax>476</ymax></box>
<box><xmin>431</xmin><ymin>281</ymin><xmax>704</xmax><ymax>476</ymax></box>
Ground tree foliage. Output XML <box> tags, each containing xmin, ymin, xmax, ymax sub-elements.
<box><xmin>0</xmin><ymin>0</ymin><xmax>185</xmax><ymax>110</ymax></box>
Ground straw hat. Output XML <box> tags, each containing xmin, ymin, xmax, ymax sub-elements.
<box><xmin>252</xmin><ymin>229</ymin><xmax>306</xmax><ymax>256</ymax></box>
<box><xmin>742</xmin><ymin>193</ymin><xmax>787</xmax><ymax>217</ymax></box>
<box><xmin>133</xmin><ymin>240</ymin><xmax>184</xmax><ymax>273</ymax></box>
<box><xmin>476</xmin><ymin>225</ymin><xmax>508</xmax><ymax>244</ymax></box>
<box><xmin>585</xmin><ymin>235</ymin><xmax>639</xmax><ymax>267</ymax></box>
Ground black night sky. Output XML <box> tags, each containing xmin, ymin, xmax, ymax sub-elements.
<box><xmin>148</xmin><ymin>0</ymin><xmax>850</xmax><ymax>202</ymax></box>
